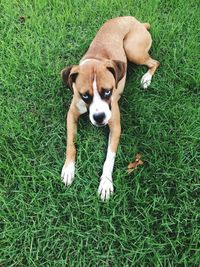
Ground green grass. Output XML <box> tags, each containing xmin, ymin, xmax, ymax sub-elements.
<box><xmin>0</xmin><ymin>0</ymin><xmax>200</xmax><ymax>266</ymax></box>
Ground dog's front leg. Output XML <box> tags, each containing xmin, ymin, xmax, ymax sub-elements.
<box><xmin>98</xmin><ymin>100</ymin><xmax>121</xmax><ymax>201</ymax></box>
<box><xmin>61</xmin><ymin>102</ymin><xmax>80</xmax><ymax>186</ymax></box>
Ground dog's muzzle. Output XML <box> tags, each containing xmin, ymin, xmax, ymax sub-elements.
<box><xmin>93</xmin><ymin>112</ymin><xmax>106</xmax><ymax>124</ymax></box>
<box><xmin>89</xmin><ymin>100</ymin><xmax>112</xmax><ymax>127</ymax></box>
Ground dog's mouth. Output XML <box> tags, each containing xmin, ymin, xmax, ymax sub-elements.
<box><xmin>89</xmin><ymin>112</ymin><xmax>111</xmax><ymax>127</ymax></box>
<box><xmin>89</xmin><ymin>100</ymin><xmax>112</xmax><ymax>128</ymax></box>
<box><xmin>91</xmin><ymin>120</ymin><xmax>107</xmax><ymax>127</ymax></box>
<box><xmin>94</xmin><ymin>122</ymin><xmax>107</xmax><ymax>127</ymax></box>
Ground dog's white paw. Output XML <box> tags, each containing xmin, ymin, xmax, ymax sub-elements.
<box><xmin>141</xmin><ymin>71</ymin><xmax>152</xmax><ymax>89</ymax></box>
<box><xmin>98</xmin><ymin>175</ymin><xmax>114</xmax><ymax>201</ymax></box>
<box><xmin>61</xmin><ymin>162</ymin><xmax>75</xmax><ymax>186</ymax></box>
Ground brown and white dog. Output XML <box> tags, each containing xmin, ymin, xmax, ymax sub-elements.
<box><xmin>61</xmin><ymin>16</ymin><xmax>159</xmax><ymax>200</ymax></box>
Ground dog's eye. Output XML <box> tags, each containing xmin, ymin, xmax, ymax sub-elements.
<box><xmin>82</xmin><ymin>94</ymin><xmax>89</xmax><ymax>99</ymax></box>
<box><xmin>101</xmin><ymin>89</ymin><xmax>112</xmax><ymax>99</ymax></box>
<box><xmin>80</xmin><ymin>92</ymin><xmax>92</xmax><ymax>103</ymax></box>
<box><xmin>104</xmin><ymin>90</ymin><xmax>112</xmax><ymax>97</ymax></box>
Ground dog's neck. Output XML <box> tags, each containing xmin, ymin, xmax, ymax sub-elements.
<box><xmin>79</xmin><ymin>58</ymin><xmax>101</xmax><ymax>66</ymax></box>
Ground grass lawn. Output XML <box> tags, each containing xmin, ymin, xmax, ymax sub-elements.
<box><xmin>0</xmin><ymin>0</ymin><xmax>199</xmax><ymax>266</ymax></box>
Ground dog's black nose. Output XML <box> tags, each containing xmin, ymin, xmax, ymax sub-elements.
<box><xmin>93</xmin><ymin>112</ymin><xmax>105</xmax><ymax>124</ymax></box>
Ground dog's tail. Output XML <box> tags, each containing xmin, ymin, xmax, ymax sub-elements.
<box><xmin>143</xmin><ymin>22</ymin><xmax>150</xmax><ymax>30</ymax></box>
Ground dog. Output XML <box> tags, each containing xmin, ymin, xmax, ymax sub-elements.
<box><xmin>61</xmin><ymin>16</ymin><xmax>159</xmax><ymax>200</ymax></box>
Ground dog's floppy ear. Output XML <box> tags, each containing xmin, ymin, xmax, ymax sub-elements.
<box><xmin>61</xmin><ymin>65</ymin><xmax>79</xmax><ymax>91</ymax></box>
<box><xmin>106</xmin><ymin>60</ymin><xmax>126</xmax><ymax>87</ymax></box>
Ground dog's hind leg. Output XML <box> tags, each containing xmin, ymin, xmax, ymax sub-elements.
<box><xmin>140</xmin><ymin>56</ymin><xmax>160</xmax><ymax>89</ymax></box>
<box><xmin>124</xmin><ymin>21</ymin><xmax>160</xmax><ymax>88</ymax></box>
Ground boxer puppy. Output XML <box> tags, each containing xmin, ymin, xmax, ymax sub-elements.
<box><xmin>61</xmin><ymin>16</ymin><xmax>159</xmax><ymax>200</ymax></box>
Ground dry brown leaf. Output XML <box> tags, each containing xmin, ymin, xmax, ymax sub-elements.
<box><xmin>127</xmin><ymin>153</ymin><xmax>144</xmax><ymax>173</ymax></box>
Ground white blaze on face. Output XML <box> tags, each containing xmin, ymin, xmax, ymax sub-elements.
<box><xmin>89</xmin><ymin>76</ymin><xmax>111</xmax><ymax>126</ymax></box>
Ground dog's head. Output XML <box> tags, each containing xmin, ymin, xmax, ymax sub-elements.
<box><xmin>61</xmin><ymin>59</ymin><xmax>125</xmax><ymax>126</ymax></box>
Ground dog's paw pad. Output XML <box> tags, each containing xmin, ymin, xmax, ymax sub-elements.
<box><xmin>141</xmin><ymin>72</ymin><xmax>152</xmax><ymax>89</ymax></box>
<box><xmin>61</xmin><ymin>162</ymin><xmax>75</xmax><ymax>186</ymax></box>
<box><xmin>98</xmin><ymin>176</ymin><xmax>114</xmax><ymax>201</ymax></box>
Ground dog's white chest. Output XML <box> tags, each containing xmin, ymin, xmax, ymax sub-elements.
<box><xmin>76</xmin><ymin>99</ymin><xmax>87</xmax><ymax>114</ymax></box>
